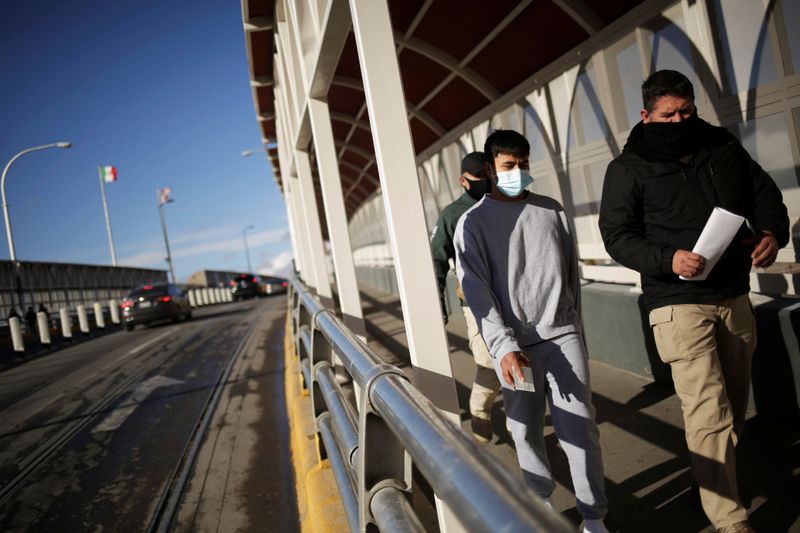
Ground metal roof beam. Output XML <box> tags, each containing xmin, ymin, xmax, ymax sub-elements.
<box><xmin>552</xmin><ymin>0</ymin><xmax>604</xmax><ymax>35</ymax></box>
<box><xmin>244</xmin><ymin>15</ymin><xmax>274</xmax><ymax>32</ymax></box>
<box><xmin>330</xmin><ymin>76</ymin><xmax>446</xmax><ymax>136</ymax></box>
<box><xmin>393</xmin><ymin>33</ymin><xmax>499</xmax><ymax>101</ymax></box>
<box><xmin>339</xmin><ymin>159</ymin><xmax>379</xmax><ymax>188</ymax></box>
<box><xmin>334</xmin><ymin>140</ymin><xmax>374</xmax><ymax>162</ymax></box>
<box><xmin>308</xmin><ymin>0</ymin><xmax>352</xmax><ymax>99</ymax></box>
<box><xmin>251</xmin><ymin>75</ymin><xmax>274</xmax><ymax>87</ymax></box>
<box><xmin>329</xmin><ymin>111</ymin><xmax>371</xmax><ymax>133</ymax></box>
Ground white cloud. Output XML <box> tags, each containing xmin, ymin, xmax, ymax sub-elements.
<box><xmin>118</xmin><ymin>227</ymin><xmax>290</xmax><ymax>268</ymax></box>
<box><xmin>118</xmin><ymin>249</ymin><xmax>168</xmax><ymax>267</ymax></box>
<box><xmin>256</xmin><ymin>251</ymin><xmax>293</xmax><ymax>277</ymax></box>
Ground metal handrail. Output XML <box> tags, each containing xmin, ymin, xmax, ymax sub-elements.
<box><xmin>289</xmin><ymin>276</ymin><xmax>573</xmax><ymax>532</ymax></box>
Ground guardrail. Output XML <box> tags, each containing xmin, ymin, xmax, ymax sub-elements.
<box><xmin>288</xmin><ymin>276</ymin><xmax>572</xmax><ymax>532</ymax></box>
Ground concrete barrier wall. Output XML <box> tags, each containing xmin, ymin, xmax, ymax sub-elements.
<box><xmin>355</xmin><ymin>265</ymin><xmax>800</xmax><ymax>419</ymax></box>
<box><xmin>0</xmin><ymin>260</ymin><xmax>167</xmax><ymax>318</ymax></box>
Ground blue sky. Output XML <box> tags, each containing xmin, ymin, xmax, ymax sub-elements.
<box><xmin>0</xmin><ymin>1</ymin><xmax>292</xmax><ymax>281</ymax></box>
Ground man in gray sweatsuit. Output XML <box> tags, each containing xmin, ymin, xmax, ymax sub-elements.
<box><xmin>454</xmin><ymin>130</ymin><xmax>608</xmax><ymax>533</ymax></box>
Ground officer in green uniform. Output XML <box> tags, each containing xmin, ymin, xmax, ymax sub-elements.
<box><xmin>430</xmin><ymin>151</ymin><xmax>501</xmax><ymax>442</ymax></box>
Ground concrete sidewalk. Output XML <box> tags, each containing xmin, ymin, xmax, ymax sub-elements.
<box><xmin>358</xmin><ymin>287</ymin><xmax>800</xmax><ymax>533</ymax></box>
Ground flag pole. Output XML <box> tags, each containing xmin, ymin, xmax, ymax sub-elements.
<box><xmin>157</xmin><ymin>189</ymin><xmax>177</xmax><ymax>284</ymax></box>
<box><xmin>98</xmin><ymin>166</ymin><xmax>117</xmax><ymax>266</ymax></box>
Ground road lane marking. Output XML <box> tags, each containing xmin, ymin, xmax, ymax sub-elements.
<box><xmin>126</xmin><ymin>328</ymin><xmax>178</xmax><ymax>357</ymax></box>
<box><xmin>92</xmin><ymin>375</ymin><xmax>185</xmax><ymax>433</ymax></box>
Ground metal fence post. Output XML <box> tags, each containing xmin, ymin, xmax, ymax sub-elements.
<box><xmin>358</xmin><ymin>366</ymin><xmax>414</xmax><ymax>532</ymax></box>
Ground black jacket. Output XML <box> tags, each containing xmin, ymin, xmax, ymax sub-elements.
<box><xmin>599</xmin><ymin>119</ymin><xmax>789</xmax><ymax>310</ymax></box>
<box><xmin>430</xmin><ymin>192</ymin><xmax>478</xmax><ymax>314</ymax></box>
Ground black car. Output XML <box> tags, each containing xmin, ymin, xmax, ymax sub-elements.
<box><xmin>121</xmin><ymin>283</ymin><xmax>192</xmax><ymax>331</ymax></box>
<box><xmin>229</xmin><ymin>274</ymin><xmax>263</xmax><ymax>300</ymax></box>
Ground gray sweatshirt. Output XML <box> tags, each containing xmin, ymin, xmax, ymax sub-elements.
<box><xmin>454</xmin><ymin>193</ymin><xmax>581</xmax><ymax>359</ymax></box>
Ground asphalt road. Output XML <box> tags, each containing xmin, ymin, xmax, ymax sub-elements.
<box><xmin>0</xmin><ymin>295</ymin><xmax>292</xmax><ymax>532</ymax></box>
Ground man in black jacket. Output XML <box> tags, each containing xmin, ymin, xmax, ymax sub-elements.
<box><xmin>599</xmin><ymin>70</ymin><xmax>788</xmax><ymax>533</ymax></box>
<box><xmin>430</xmin><ymin>152</ymin><xmax>501</xmax><ymax>442</ymax></box>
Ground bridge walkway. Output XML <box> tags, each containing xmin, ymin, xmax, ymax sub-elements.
<box><xmin>358</xmin><ymin>287</ymin><xmax>800</xmax><ymax>533</ymax></box>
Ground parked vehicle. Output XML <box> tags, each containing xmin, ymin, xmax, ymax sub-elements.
<box><xmin>263</xmin><ymin>276</ymin><xmax>288</xmax><ymax>295</ymax></box>
<box><xmin>121</xmin><ymin>283</ymin><xmax>192</xmax><ymax>331</ymax></box>
<box><xmin>229</xmin><ymin>274</ymin><xmax>263</xmax><ymax>300</ymax></box>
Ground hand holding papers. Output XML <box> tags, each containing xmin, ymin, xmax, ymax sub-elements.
<box><xmin>680</xmin><ymin>207</ymin><xmax>745</xmax><ymax>281</ymax></box>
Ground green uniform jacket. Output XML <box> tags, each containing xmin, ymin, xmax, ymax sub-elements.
<box><xmin>430</xmin><ymin>192</ymin><xmax>478</xmax><ymax>315</ymax></box>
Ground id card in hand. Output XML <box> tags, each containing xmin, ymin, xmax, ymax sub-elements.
<box><xmin>514</xmin><ymin>365</ymin><xmax>535</xmax><ymax>392</ymax></box>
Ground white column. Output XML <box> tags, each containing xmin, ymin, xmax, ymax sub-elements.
<box><xmin>348</xmin><ymin>0</ymin><xmax>458</xmax><ymax>413</ymax></box>
<box><xmin>77</xmin><ymin>305</ymin><xmax>89</xmax><ymax>333</ymax></box>
<box><xmin>93</xmin><ymin>302</ymin><xmax>105</xmax><ymax>328</ymax></box>
<box><xmin>284</xmin><ymin>172</ymin><xmax>307</xmax><ymax>278</ymax></box>
<box><xmin>308</xmin><ymin>98</ymin><xmax>366</xmax><ymax>339</ymax></box>
<box><xmin>37</xmin><ymin>311</ymin><xmax>51</xmax><ymax>345</ymax></box>
<box><xmin>295</xmin><ymin>150</ymin><xmax>334</xmax><ymax>307</ymax></box>
<box><xmin>109</xmin><ymin>299</ymin><xmax>120</xmax><ymax>324</ymax></box>
<box><xmin>9</xmin><ymin>316</ymin><xmax>24</xmax><ymax>352</ymax></box>
<box><xmin>348</xmin><ymin>3</ymin><xmax>463</xmax><ymax>529</ymax></box>
<box><xmin>59</xmin><ymin>307</ymin><xmax>72</xmax><ymax>339</ymax></box>
<box><xmin>287</xmin><ymin>175</ymin><xmax>316</xmax><ymax>288</ymax></box>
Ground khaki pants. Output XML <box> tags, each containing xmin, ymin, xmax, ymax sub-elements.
<box><xmin>649</xmin><ymin>294</ymin><xmax>756</xmax><ymax>529</ymax></box>
<box><xmin>462</xmin><ymin>305</ymin><xmax>501</xmax><ymax>419</ymax></box>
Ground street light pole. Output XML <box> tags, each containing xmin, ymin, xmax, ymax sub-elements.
<box><xmin>1</xmin><ymin>142</ymin><xmax>72</xmax><ymax>262</ymax></box>
<box><xmin>242</xmin><ymin>224</ymin><xmax>254</xmax><ymax>273</ymax></box>
<box><xmin>157</xmin><ymin>191</ymin><xmax>177</xmax><ymax>284</ymax></box>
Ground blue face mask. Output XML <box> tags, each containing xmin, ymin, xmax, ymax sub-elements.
<box><xmin>495</xmin><ymin>168</ymin><xmax>534</xmax><ymax>197</ymax></box>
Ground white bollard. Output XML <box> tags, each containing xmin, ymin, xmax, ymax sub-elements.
<box><xmin>197</xmin><ymin>288</ymin><xmax>204</xmax><ymax>306</ymax></box>
<box><xmin>60</xmin><ymin>307</ymin><xmax>72</xmax><ymax>339</ymax></box>
<box><xmin>37</xmin><ymin>311</ymin><xmax>51</xmax><ymax>345</ymax></box>
<box><xmin>207</xmin><ymin>288</ymin><xmax>215</xmax><ymax>305</ymax></box>
<box><xmin>77</xmin><ymin>305</ymin><xmax>90</xmax><ymax>333</ymax></box>
<box><xmin>109</xmin><ymin>299</ymin><xmax>120</xmax><ymax>324</ymax></box>
<box><xmin>225</xmin><ymin>289</ymin><xmax>233</xmax><ymax>302</ymax></box>
<box><xmin>93</xmin><ymin>302</ymin><xmax>105</xmax><ymax>329</ymax></box>
<box><xmin>212</xmin><ymin>288</ymin><xmax>220</xmax><ymax>304</ymax></box>
<box><xmin>202</xmin><ymin>288</ymin><xmax>210</xmax><ymax>305</ymax></box>
<box><xmin>9</xmin><ymin>316</ymin><xmax>24</xmax><ymax>352</ymax></box>
<box><xmin>188</xmin><ymin>289</ymin><xmax>197</xmax><ymax>307</ymax></box>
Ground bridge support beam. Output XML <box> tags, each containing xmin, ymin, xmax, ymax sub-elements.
<box><xmin>308</xmin><ymin>98</ymin><xmax>366</xmax><ymax>339</ymax></box>
<box><xmin>348</xmin><ymin>0</ymin><xmax>463</xmax><ymax>530</ymax></box>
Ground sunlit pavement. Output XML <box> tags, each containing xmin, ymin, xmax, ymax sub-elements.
<box><xmin>359</xmin><ymin>287</ymin><xmax>800</xmax><ymax>533</ymax></box>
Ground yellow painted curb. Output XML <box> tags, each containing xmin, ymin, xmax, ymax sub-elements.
<box><xmin>285</xmin><ymin>310</ymin><xmax>349</xmax><ymax>533</ymax></box>
<box><xmin>306</xmin><ymin>460</ymin><xmax>349</xmax><ymax>533</ymax></box>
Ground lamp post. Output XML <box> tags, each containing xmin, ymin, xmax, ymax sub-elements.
<box><xmin>242</xmin><ymin>224</ymin><xmax>254</xmax><ymax>273</ymax></box>
<box><xmin>1</xmin><ymin>142</ymin><xmax>72</xmax><ymax>262</ymax></box>
<box><xmin>157</xmin><ymin>189</ymin><xmax>177</xmax><ymax>284</ymax></box>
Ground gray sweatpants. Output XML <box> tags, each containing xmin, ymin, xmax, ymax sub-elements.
<box><xmin>495</xmin><ymin>332</ymin><xmax>608</xmax><ymax>519</ymax></box>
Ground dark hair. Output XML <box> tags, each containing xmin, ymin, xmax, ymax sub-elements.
<box><xmin>483</xmin><ymin>129</ymin><xmax>530</xmax><ymax>164</ymax></box>
<box><xmin>641</xmin><ymin>70</ymin><xmax>694</xmax><ymax>112</ymax></box>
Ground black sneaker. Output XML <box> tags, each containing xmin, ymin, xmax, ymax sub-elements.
<box><xmin>471</xmin><ymin>415</ymin><xmax>492</xmax><ymax>443</ymax></box>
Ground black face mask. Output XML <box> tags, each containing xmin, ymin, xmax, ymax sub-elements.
<box><xmin>464</xmin><ymin>178</ymin><xmax>491</xmax><ymax>200</ymax></box>
<box><xmin>642</xmin><ymin>114</ymin><xmax>702</xmax><ymax>160</ymax></box>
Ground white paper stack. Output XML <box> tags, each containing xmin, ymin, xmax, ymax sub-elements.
<box><xmin>680</xmin><ymin>207</ymin><xmax>745</xmax><ymax>281</ymax></box>
<box><xmin>514</xmin><ymin>365</ymin><xmax>536</xmax><ymax>392</ymax></box>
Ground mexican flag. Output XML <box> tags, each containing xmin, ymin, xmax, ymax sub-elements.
<box><xmin>100</xmin><ymin>165</ymin><xmax>118</xmax><ymax>183</ymax></box>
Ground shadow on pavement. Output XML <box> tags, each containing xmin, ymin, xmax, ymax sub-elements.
<box><xmin>358</xmin><ymin>286</ymin><xmax>800</xmax><ymax>532</ymax></box>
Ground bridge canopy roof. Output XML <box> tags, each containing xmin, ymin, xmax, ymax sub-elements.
<box><xmin>243</xmin><ymin>0</ymin><xmax>644</xmax><ymax>219</ymax></box>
